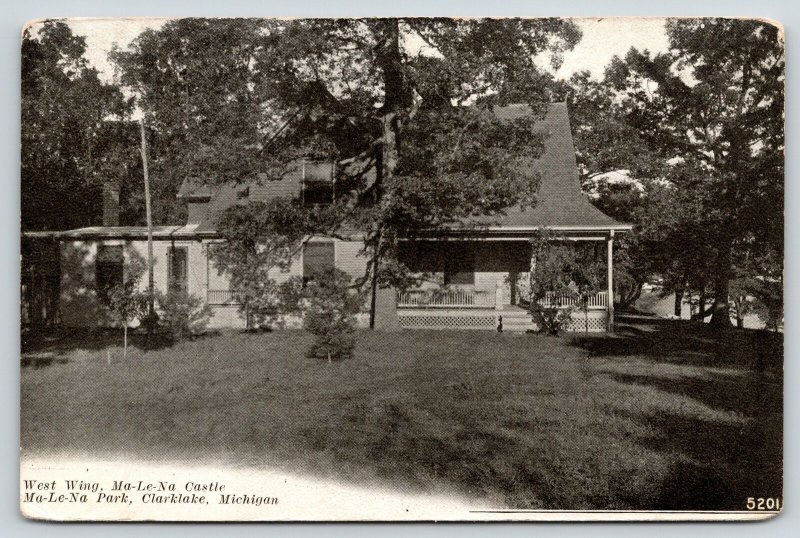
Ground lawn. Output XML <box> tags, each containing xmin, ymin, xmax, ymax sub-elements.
<box><xmin>20</xmin><ymin>315</ymin><xmax>782</xmax><ymax>510</ymax></box>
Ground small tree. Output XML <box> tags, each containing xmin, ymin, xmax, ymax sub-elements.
<box><xmin>105</xmin><ymin>262</ymin><xmax>148</xmax><ymax>361</ymax></box>
<box><xmin>295</xmin><ymin>269</ymin><xmax>364</xmax><ymax>363</ymax></box>
<box><xmin>527</xmin><ymin>231</ymin><xmax>604</xmax><ymax>335</ymax></box>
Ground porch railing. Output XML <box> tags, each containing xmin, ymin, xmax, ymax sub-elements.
<box><xmin>537</xmin><ymin>291</ymin><xmax>608</xmax><ymax>310</ymax></box>
<box><xmin>207</xmin><ymin>289</ymin><xmax>245</xmax><ymax>305</ymax></box>
<box><xmin>397</xmin><ymin>289</ymin><xmax>496</xmax><ymax>309</ymax></box>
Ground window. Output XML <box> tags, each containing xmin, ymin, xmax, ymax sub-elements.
<box><xmin>168</xmin><ymin>246</ymin><xmax>188</xmax><ymax>293</ymax></box>
<box><xmin>96</xmin><ymin>245</ymin><xmax>123</xmax><ymax>302</ymax></box>
<box><xmin>303</xmin><ymin>241</ymin><xmax>335</xmax><ymax>284</ymax></box>
<box><xmin>301</xmin><ymin>161</ymin><xmax>336</xmax><ymax>206</ymax></box>
<box><xmin>302</xmin><ymin>180</ymin><xmax>334</xmax><ymax>206</ymax></box>
<box><xmin>443</xmin><ymin>245</ymin><xmax>475</xmax><ymax>286</ymax></box>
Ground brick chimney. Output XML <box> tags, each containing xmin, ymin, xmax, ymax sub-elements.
<box><xmin>102</xmin><ymin>182</ymin><xmax>120</xmax><ymax>226</ymax></box>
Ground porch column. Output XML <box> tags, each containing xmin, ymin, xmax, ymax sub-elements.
<box><xmin>607</xmin><ymin>230</ymin><xmax>614</xmax><ymax>332</ymax></box>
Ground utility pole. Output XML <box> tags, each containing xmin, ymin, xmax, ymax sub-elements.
<box><xmin>140</xmin><ymin>117</ymin><xmax>155</xmax><ymax>317</ymax></box>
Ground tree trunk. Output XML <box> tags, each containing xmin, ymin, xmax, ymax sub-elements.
<box><xmin>698</xmin><ymin>288</ymin><xmax>706</xmax><ymax>320</ymax></box>
<box><xmin>709</xmin><ymin>247</ymin><xmax>733</xmax><ymax>329</ymax></box>
<box><xmin>123</xmin><ymin>325</ymin><xmax>128</xmax><ymax>361</ymax></box>
<box><xmin>674</xmin><ymin>287</ymin><xmax>684</xmax><ymax>318</ymax></box>
<box><xmin>368</xmin><ymin>19</ymin><xmax>404</xmax><ymax>329</ymax></box>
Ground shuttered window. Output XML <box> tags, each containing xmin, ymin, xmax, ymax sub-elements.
<box><xmin>303</xmin><ymin>241</ymin><xmax>335</xmax><ymax>283</ymax></box>
<box><xmin>168</xmin><ymin>246</ymin><xmax>188</xmax><ymax>293</ymax></box>
<box><xmin>96</xmin><ymin>245</ymin><xmax>124</xmax><ymax>302</ymax></box>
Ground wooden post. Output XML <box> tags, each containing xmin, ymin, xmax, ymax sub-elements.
<box><xmin>607</xmin><ymin>230</ymin><xmax>615</xmax><ymax>332</ymax></box>
<box><xmin>140</xmin><ymin>118</ymin><xmax>155</xmax><ymax>317</ymax></box>
<box><xmin>139</xmin><ymin>116</ymin><xmax>155</xmax><ymax>317</ymax></box>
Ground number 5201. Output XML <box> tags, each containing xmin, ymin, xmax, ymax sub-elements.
<box><xmin>746</xmin><ymin>497</ymin><xmax>781</xmax><ymax>510</ymax></box>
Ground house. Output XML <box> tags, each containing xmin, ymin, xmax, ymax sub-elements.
<box><xmin>56</xmin><ymin>102</ymin><xmax>631</xmax><ymax>332</ymax></box>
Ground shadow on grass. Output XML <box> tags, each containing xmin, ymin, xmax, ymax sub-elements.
<box><xmin>613</xmin><ymin>403</ymin><xmax>782</xmax><ymax>510</ymax></box>
<box><xmin>21</xmin><ymin>327</ymin><xmax>221</xmax><ymax>368</ymax></box>
<box><xmin>571</xmin><ymin>314</ymin><xmax>783</xmax><ymax>371</ymax></box>
<box><xmin>601</xmin><ymin>363</ymin><xmax>782</xmax><ymax>509</ymax></box>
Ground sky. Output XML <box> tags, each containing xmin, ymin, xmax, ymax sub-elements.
<box><xmin>57</xmin><ymin>17</ymin><xmax>670</xmax><ymax>84</ymax></box>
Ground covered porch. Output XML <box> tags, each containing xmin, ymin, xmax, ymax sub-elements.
<box><xmin>393</xmin><ymin>231</ymin><xmax>619</xmax><ymax>332</ymax></box>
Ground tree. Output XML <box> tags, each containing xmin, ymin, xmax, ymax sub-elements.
<box><xmin>22</xmin><ymin>20</ymin><xmax>137</xmax><ymax>231</ymax></box>
<box><xmin>110</xmin><ymin>19</ymin><xmax>270</xmax><ymax>224</ymax></box>
<box><xmin>113</xmin><ymin>18</ymin><xmax>582</xmax><ymax>327</ymax></box>
<box><xmin>527</xmin><ymin>230</ymin><xmax>604</xmax><ymax>335</ymax></box>
<box><xmin>288</xmin><ymin>268</ymin><xmax>364</xmax><ymax>362</ymax></box>
<box><xmin>105</xmin><ymin>261</ymin><xmax>148</xmax><ymax>361</ymax></box>
<box><xmin>601</xmin><ymin>18</ymin><xmax>784</xmax><ymax>328</ymax></box>
<box><xmin>211</xmin><ymin>198</ymin><xmax>342</xmax><ymax>329</ymax></box>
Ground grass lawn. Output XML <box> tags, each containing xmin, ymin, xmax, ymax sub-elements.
<box><xmin>21</xmin><ymin>314</ymin><xmax>782</xmax><ymax>510</ymax></box>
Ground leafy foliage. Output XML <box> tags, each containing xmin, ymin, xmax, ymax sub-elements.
<box><xmin>211</xmin><ymin>198</ymin><xmax>344</xmax><ymax>328</ymax></box>
<box><xmin>563</xmin><ymin>19</ymin><xmax>783</xmax><ymax>327</ymax></box>
<box><xmin>282</xmin><ymin>269</ymin><xmax>364</xmax><ymax>361</ymax></box>
<box><xmin>104</xmin><ymin>261</ymin><xmax>149</xmax><ymax>329</ymax></box>
<box><xmin>104</xmin><ymin>259</ymin><xmax>149</xmax><ymax>359</ymax></box>
<box><xmin>112</xmin><ymin>18</ymin><xmax>582</xmax><ymax>326</ymax></box>
<box><xmin>155</xmin><ymin>289</ymin><xmax>213</xmax><ymax>341</ymax></box>
<box><xmin>526</xmin><ymin>231</ymin><xmax>605</xmax><ymax>335</ymax></box>
<box><xmin>22</xmin><ymin>20</ymin><xmax>138</xmax><ymax>231</ymax></box>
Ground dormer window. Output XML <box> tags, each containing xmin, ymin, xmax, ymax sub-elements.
<box><xmin>301</xmin><ymin>160</ymin><xmax>336</xmax><ymax>206</ymax></box>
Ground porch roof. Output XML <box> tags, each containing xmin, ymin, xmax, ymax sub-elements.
<box><xmin>52</xmin><ymin>225</ymin><xmax>204</xmax><ymax>240</ymax></box>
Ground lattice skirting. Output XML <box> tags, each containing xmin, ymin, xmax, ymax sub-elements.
<box><xmin>564</xmin><ymin>311</ymin><xmax>608</xmax><ymax>332</ymax></box>
<box><xmin>398</xmin><ymin>312</ymin><xmax>497</xmax><ymax>330</ymax></box>
<box><xmin>397</xmin><ymin>309</ymin><xmax>609</xmax><ymax>332</ymax></box>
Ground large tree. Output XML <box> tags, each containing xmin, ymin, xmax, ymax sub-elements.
<box><xmin>573</xmin><ymin>18</ymin><xmax>783</xmax><ymax>327</ymax></box>
<box><xmin>113</xmin><ymin>18</ymin><xmax>582</xmax><ymax>326</ymax></box>
<box><xmin>22</xmin><ymin>20</ymin><xmax>136</xmax><ymax>231</ymax></box>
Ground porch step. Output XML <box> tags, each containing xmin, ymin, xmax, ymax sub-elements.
<box><xmin>498</xmin><ymin>311</ymin><xmax>535</xmax><ymax>333</ymax></box>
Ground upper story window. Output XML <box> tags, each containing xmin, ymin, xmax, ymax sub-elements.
<box><xmin>301</xmin><ymin>161</ymin><xmax>336</xmax><ymax>206</ymax></box>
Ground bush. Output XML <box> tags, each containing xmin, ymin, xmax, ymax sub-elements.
<box><xmin>300</xmin><ymin>268</ymin><xmax>363</xmax><ymax>362</ymax></box>
<box><xmin>532</xmin><ymin>305</ymin><xmax>576</xmax><ymax>336</ymax></box>
<box><xmin>527</xmin><ymin>230</ymin><xmax>604</xmax><ymax>336</ymax></box>
<box><xmin>156</xmin><ymin>289</ymin><xmax>213</xmax><ymax>341</ymax></box>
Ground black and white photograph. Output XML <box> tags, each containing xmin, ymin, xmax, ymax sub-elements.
<box><xmin>19</xmin><ymin>16</ymin><xmax>784</xmax><ymax>521</ymax></box>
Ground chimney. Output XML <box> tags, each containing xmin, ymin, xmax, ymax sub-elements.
<box><xmin>102</xmin><ymin>182</ymin><xmax>120</xmax><ymax>227</ymax></box>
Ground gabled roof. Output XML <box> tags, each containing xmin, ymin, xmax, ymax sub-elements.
<box><xmin>177</xmin><ymin>102</ymin><xmax>630</xmax><ymax>236</ymax></box>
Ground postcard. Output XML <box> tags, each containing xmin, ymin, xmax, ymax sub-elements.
<box><xmin>20</xmin><ymin>16</ymin><xmax>784</xmax><ymax>521</ymax></box>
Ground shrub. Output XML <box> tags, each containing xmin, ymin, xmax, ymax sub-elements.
<box><xmin>532</xmin><ymin>305</ymin><xmax>576</xmax><ymax>336</ymax></box>
<box><xmin>156</xmin><ymin>289</ymin><xmax>213</xmax><ymax>341</ymax></box>
<box><xmin>300</xmin><ymin>268</ymin><xmax>363</xmax><ymax>362</ymax></box>
<box><xmin>527</xmin><ymin>230</ymin><xmax>604</xmax><ymax>336</ymax></box>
